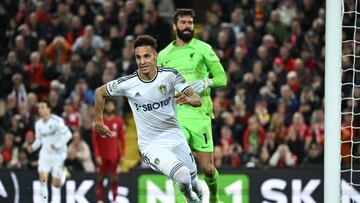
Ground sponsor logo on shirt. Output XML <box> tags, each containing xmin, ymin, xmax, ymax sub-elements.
<box><xmin>134</xmin><ymin>97</ymin><xmax>172</xmax><ymax>112</ymax></box>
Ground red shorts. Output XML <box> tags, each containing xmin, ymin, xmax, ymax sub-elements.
<box><xmin>97</xmin><ymin>158</ymin><xmax>118</xmax><ymax>174</ymax></box>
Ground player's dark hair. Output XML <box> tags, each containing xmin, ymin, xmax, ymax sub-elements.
<box><xmin>39</xmin><ymin>99</ymin><xmax>52</xmax><ymax>111</ymax></box>
<box><xmin>173</xmin><ymin>8</ymin><xmax>195</xmax><ymax>24</ymax></box>
<box><xmin>133</xmin><ymin>35</ymin><xmax>157</xmax><ymax>51</ymax></box>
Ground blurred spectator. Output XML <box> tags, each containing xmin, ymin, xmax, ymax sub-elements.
<box><xmin>286</xmin><ymin>71</ymin><xmax>301</xmax><ymax>96</ymax></box>
<box><xmin>286</xmin><ymin>112</ymin><xmax>311</xmax><ymax>156</ymax></box>
<box><xmin>310</xmin><ymin>109</ymin><xmax>324</xmax><ymax>147</ymax></box>
<box><xmin>48</xmin><ymin>88</ymin><xmax>64</xmax><ymax>116</ymax></box>
<box><xmin>294</xmin><ymin>58</ymin><xmax>311</xmax><ymax>87</ymax></box>
<box><xmin>58</xmin><ymin>63</ymin><xmax>77</xmax><ymax>98</ymax></box>
<box><xmin>1</xmin><ymin>51</ymin><xmax>25</xmax><ymax>97</ymax></box>
<box><xmin>18</xmin><ymin>23</ymin><xmax>38</xmax><ymax>51</ymax></box>
<box><xmin>278</xmin><ymin>0</ymin><xmax>298</xmax><ymax>27</ymax></box>
<box><xmin>272</xmin><ymin>57</ymin><xmax>287</xmax><ymax>86</ymax></box>
<box><xmin>14</xmin><ymin>35</ymin><xmax>30</xmax><ymax>64</ymax></box>
<box><xmin>269</xmin><ymin>112</ymin><xmax>286</xmax><ymax>142</ymax></box>
<box><xmin>81</xmin><ymin>60</ymin><xmax>102</xmax><ymax>91</ymax></box>
<box><xmin>254</xmin><ymin>99</ymin><xmax>270</xmax><ymax>127</ymax></box>
<box><xmin>9</xmin><ymin>114</ymin><xmax>26</xmax><ymax>147</ymax></box>
<box><xmin>235</xmin><ymin>31</ymin><xmax>255</xmax><ymax>64</ymax></box>
<box><xmin>57</xmin><ymin>2</ymin><xmax>73</xmax><ymax>27</ymax></box>
<box><xmin>66</xmin><ymin>16</ymin><xmax>84</xmax><ymax>45</ymax></box>
<box><xmin>222</xmin><ymin>143</ymin><xmax>243</xmax><ymax>167</ymax></box>
<box><xmin>263</xmin><ymin>131</ymin><xmax>278</xmax><ymax>155</ymax></box>
<box><xmin>278</xmin><ymin>85</ymin><xmax>299</xmax><ymax>115</ymax></box>
<box><xmin>255</xmin><ymin>147</ymin><xmax>270</xmax><ymax>167</ymax></box>
<box><xmin>67</xmin><ymin>130</ymin><xmax>95</xmax><ymax>172</ymax></box>
<box><xmin>80</xmin><ymin>117</ymin><xmax>94</xmax><ymax>160</ymax></box>
<box><xmin>25</xmin><ymin>51</ymin><xmax>49</xmax><ymax>98</ymax></box>
<box><xmin>22</xmin><ymin>130</ymin><xmax>38</xmax><ymax>169</ymax></box>
<box><xmin>44</xmin><ymin>13</ymin><xmax>67</xmax><ymax>42</ymax></box>
<box><xmin>219</xmin><ymin>125</ymin><xmax>233</xmax><ymax>156</ymax></box>
<box><xmin>242</xmin><ymin>116</ymin><xmax>266</xmax><ymax>155</ymax></box>
<box><xmin>266</xmin><ymin>10</ymin><xmax>287</xmax><ymax>42</ymax></box>
<box><xmin>221</xmin><ymin>111</ymin><xmax>243</xmax><ymax>144</ymax></box>
<box><xmin>72</xmin><ymin>25</ymin><xmax>103</xmax><ymax>53</ymax></box>
<box><xmin>62</xmin><ymin>99</ymin><xmax>81</xmax><ymax>131</ymax></box>
<box><xmin>269</xmin><ymin>143</ymin><xmax>296</xmax><ymax>167</ymax></box>
<box><xmin>142</xmin><ymin>4</ymin><xmax>172</xmax><ymax>50</ymax></box>
<box><xmin>45</xmin><ymin>36</ymin><xmax>72</xmax><ymax>73</ymax></box>
<box><xmin>0</xmin><ymin>133</ymin><xmax>19</xmax><ymax>168</ymax></box>
<box><xmin>15</xmin><ymin>148</ymin><xmax>29</xmax><ymax>169</ymax></box>
<box><xmin>0</xmin><ymin>99</ymin><xmax>11</xmax><ymax>139</ymax></box>
<box><xmin>69</xmin><ymin>52</ymin><xmax>85</xmax><ymax>78</ymax></box>
<box><xmin>10</xmin><ymin>73</ymin><xmax>28</xmax><ymax>111</ymax></box>
<box><xmin>341</xmin><ymin>112</ymin><xmax>354</xmax><ymax>166</ymax></box>
<box><xmin>34</xmin><ymin>1</ymin><xmax>51</xmax><ymax>26</ymax></box>
<box><xmin>37</xmin><ymin>39</ymin><xmax>49</xmax><ymax>64</ymax></box>
<box><xmin>28</xmin><ymin>12</ymin><xmax>45</xmax><ymax>41</ymax></box>
<box><xmin>215</xmin><ymin>28</ymin><xmax>233</xmax><ymax>66</ymax></box>
<box><xmin>145</xmin><ymin>0</ymin><xmax>175</xmax><ymax>24</ymax></box>
<box><xmin>302</xmin><ymin>142</ymin><xmax>323</xmax><ymax>165</ymax></box>
<box><xmin>228</xmin><ymin>7</ymin><xmax>245</xmax><ymax>34</ymax></box>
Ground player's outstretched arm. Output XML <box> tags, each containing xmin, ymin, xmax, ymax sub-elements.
<box><xmin>176</xmin><ymin>87</ymin><xmax>202</xmax><ymax>107</ymax></box>
<box><xmin>94</xmin><ymin>85</ymin><xmax>112</xmax><ymax>137</ymax></box>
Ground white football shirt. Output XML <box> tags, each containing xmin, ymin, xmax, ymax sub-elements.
<box><xmin>32</xmin><ymin>114</ymin><xmax>72</xmax><ymax>159</ymax></box>
<box><xmin>106</xmin><ymin>67</ymin><xmax>190</xmax><ymax>151</ymax></box>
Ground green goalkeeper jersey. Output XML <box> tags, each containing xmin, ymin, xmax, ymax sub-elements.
<box><xmin>157</xmin><ymin>38</ymin><xmax>227</xmax><ymax>119</ymax></box>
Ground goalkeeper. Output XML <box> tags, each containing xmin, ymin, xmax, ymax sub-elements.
<box><xmin>157</xmin><ymin>8</ymin><xmax>227</xmax><ymax>203</ymax></box>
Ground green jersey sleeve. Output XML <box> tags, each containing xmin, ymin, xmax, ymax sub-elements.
<box><xmin>200</xmin><ymin>43</ymin><xmax>220</xmax><ymax>62</ymax></box>
<box><xmin>207</xmin><ymin>60</ymin><xmax>227</xmax><ymax>88</ymax></box>
<box><xmin>198</xmin><ymin>42</ymin><xmax>227</xmax><ymax>88</ymax></box>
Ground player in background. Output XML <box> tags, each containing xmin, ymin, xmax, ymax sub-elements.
<box><xmin>92</xmin><ymin>98</ymin><xmax>126</xmax><ymax>203</ymax></box>
<box><xmin>27</xmin><ymin>100</ymin><xmax>72</xmax><ymax>203</ymax></box>
<box><xmin>95</xmin><ymin>35</ymin><xmax>203</xmax><ymax>203</ymax></box>
<box><xmin>157</xmin><ymin>8</ymin><xmax>227</xmax><ymax>203</ymax></box>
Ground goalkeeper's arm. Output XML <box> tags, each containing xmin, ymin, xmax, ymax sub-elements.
<box><xmin>207</xmin><ymin>60</ymin><xmax>227</xmax><ymax>88</ymax></box>
<box><xmin>191</xmin><ymin>61</ymin><xmax>227</xmax><ymax>94</ymax></box>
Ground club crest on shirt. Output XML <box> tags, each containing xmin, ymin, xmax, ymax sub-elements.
<box><xmin>154</xmin><ymin>158</ymin><xmax>160</xmax><ymax>165</ymax></box>
<box><xmin>158</xmin><ymin>85</ymin><xmax>167</xmax><ymax>95</ymax></box>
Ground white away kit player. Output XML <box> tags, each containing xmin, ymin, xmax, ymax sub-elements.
<box><xmin>27</xmin><ymin>100</ymin><xmax>72</xmax><ymax>203</ymax></box>
<box><xmin>94</xmin><ymin>35</ymin><xmax>203</xmax><ymax>203</ymax></box>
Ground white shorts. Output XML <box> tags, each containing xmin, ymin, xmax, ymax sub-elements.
<box><xmin>38</xmin><ymin>155</ymin><xmax>65</xmax><ymax>179</ymax></box>
<box><xmin>141</xmin><ymin>142</ymin><xmax>197</xmax><ymax>180</ymax></box>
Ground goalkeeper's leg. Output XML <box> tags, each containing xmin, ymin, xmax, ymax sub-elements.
<box><xmin>197</xmin><ymin>151</ymin><xmax>219</xmax><ymax>203</ymax></box>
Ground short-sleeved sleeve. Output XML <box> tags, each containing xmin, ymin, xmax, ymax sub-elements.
<box><xmin>106</xmin><ymin>79</ymin><xmax>125</xmax><ymax>96</ymax></box>
<box><xmin>174</xmin><ymin>72</ymin><xmax>190</xmax><ymax>93</ymax></box>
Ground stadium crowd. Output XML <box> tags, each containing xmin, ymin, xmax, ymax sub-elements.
<box><xmin>0</xmin><ymin>0</ymin><xmax>347</xmax><ymax>172</ymax></box>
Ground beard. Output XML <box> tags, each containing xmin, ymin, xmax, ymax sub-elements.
<box><xmin>176</xmin><ymin>27</ymin><xmax>194</xmax><ymax>43</ymax></box>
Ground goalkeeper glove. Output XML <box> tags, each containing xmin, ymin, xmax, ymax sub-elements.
<box><xmin>190</xmin><ymin>79</ymin><xmax>212</xmax><ymax>94</ymax></box>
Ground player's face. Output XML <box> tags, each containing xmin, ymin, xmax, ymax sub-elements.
<box><xmin>134</xmin><ymin>45</ymin><xmax>157</xmax><ymax>76</ymax></box>
<box><xmin>38</xmin><ymin>102</ymin><xmax>51</xmax><ymax>118</ymax></box>
<box><xmin>174</xmin><ymin>15</ymin><xmax>194</xmax><ymax>42</ymax></box>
